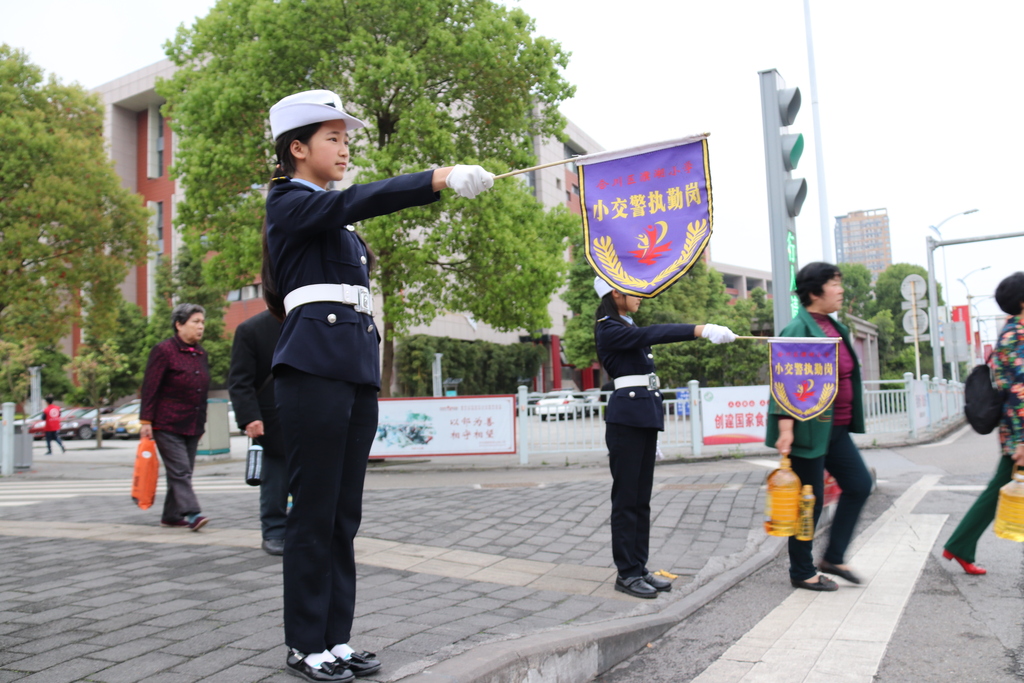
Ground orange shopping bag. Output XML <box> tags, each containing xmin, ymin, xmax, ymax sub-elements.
<box><xmin>131</xmin><ymin>436</ymin><xmax>159</xmax><ymax>510</ymax></box>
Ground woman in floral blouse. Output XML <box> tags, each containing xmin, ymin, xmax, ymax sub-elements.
<box><xmin>943</xmin><ymin>272</ymin><xmax>1024</xmax><ymax>574</ymax></box>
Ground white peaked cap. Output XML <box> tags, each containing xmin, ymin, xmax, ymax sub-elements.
<box><xmin>269</xmin><ymin>90</ymin><xmax>367</xmax><ymax>141</ymax></box>
<box><xmin>594</xmin><ymin>276</ymin><xmax>614</xmax><ymax>299</ymax></box>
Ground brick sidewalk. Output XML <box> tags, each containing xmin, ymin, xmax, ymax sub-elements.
<box><xmin>0</xmin><ymin>460</ymin><xmax>772</xmax><ymax>682</ymax></box>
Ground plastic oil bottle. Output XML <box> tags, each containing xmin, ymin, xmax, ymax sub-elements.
<box><xmin>764</xmin><ymin>457</ymin><xmax>801</xmax><ymax>537</ymax></box>
<box><xmin>995</xmin><ymin>466</ymin><xmax>1024</xmax><ymax>542</ymax></box>
<box><xmin>795</xmin><ymin>485</ymin><xmax>816</xmax><ymax>541</ymax></box>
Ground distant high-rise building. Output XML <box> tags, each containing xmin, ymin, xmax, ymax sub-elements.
<box><xmin>834</xmin><ymin>208</ymin><xmax>892</xmax><ymax>278</ymax></box>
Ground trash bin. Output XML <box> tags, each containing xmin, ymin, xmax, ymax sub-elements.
<box><xmin>197</xmin><ymin>398</ymin><xmax>231</xmax><ymax>455</ymax></box>
<box><xmin>13</xmin><ymin>425</ymin><xmax>32</xmax><ymax>471</ymax></box>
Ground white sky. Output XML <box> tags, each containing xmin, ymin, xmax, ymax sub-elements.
<box><xmin>4</xmin><ymin>0</ymin><xmax>1022</xmax><ymax>344</ymax></box>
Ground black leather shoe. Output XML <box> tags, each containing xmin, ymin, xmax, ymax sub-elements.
<box><xmin>262</xmin><ymin>538</ymin><xmax>285</xmax><ymax>556</ymax></box>
<box><xmin>643</xmin><ymin>572</ymin><xmax>673</xmax><ymax>592</ymax></box>
<box><xmin>818</xmin><ymin>560</ymin><xmax>861</xmax><ymax>584</ymax></box>
<box><xmin>791</xmin><ymin>574</ymin><xmax>838</xmax><ymax>592</ymax></box>
<box><xmin>286</xmin><ymin>649</ymin><xmax>353</xmax><ymax>682</ymax></box>
<box><xmin>615</xmin><ymin>575</ymin><xmax>658</xmax><ymax>598</ymax></box>
<box><xmin>339</xmin><ymin>651</ymin><xmax>381</xmax><ymax>677</ymax></box>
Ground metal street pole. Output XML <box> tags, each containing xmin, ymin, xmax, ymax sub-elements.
<box><xmin>803</xmin><ymin>0</ymin><xmax>832</xmax><ymax>262</ymax></box>
<box><xmin>928</xmin><ymin>209</ymin><xmax>978</xmax><ymax>382</ymax></box>
<box><xmin>927</xmin><ymin>236</ymin><xmax>942</xmax><ymax>379</ymax></box>
<box><xmin>926</xmin><ymin>229</ymin><xmax>1024</xmax><ymax>379</ymax></box>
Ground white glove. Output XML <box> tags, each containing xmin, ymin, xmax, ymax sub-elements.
<box><xmin>701</xmin><ymin>323</ymin><xmax>737</xmax><ymax>344</ymax></box>
<box><xmin>446</xmin><ymin>165</ymin><xmax>495</xmax><ymax>199</ymax></box>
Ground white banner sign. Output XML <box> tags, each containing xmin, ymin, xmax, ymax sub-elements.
<box><xmin>370</xmin><ymin>395</ymin><xmax>516</xmax><ymax>457</ymax></box>
<box><xmin>912</xmin><ymin>380</ymin><xmax>930</xmax><ymax>428</ymax></box>
<box><xmin>701</xmin><ymin>385</ymin><xmax>770</xmax><ymax>446</ymax></box>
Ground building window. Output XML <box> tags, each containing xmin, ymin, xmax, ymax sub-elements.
<box><xmin>156</xmin><ymin>112</ymin><xmax>164</xmax><ymax>177</ymax></box>
<box><xmin>154</xmin><ymin>201</ymin><xmax>164</xmax><ymax>263</ymax></box>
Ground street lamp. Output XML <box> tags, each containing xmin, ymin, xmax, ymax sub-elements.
<box><xmin>957</xmin><ymin>266</ymin><xmax>991</xmax><ymax>366</ymax></box>
<box><xmin>926</xmin><ymin>208</ymin><xmax>979</xmax><ymax>381</ymax></box>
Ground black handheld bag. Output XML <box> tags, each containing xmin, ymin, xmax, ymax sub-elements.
<box><xmin>964</xmin><ymin>357</ymin><xmax>1006</xmax><ymax>435</ymax></box>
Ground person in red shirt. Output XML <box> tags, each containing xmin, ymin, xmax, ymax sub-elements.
<box><xmin>42</xmin><ymin>395</ymin><xmax>65</xmax><ymax>455</ymax></box>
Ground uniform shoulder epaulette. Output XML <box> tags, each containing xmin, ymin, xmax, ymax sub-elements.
<box><xmin>597</xmin><ymin>316</ymin><xmax>610</xmax><ymax>322</ymax></box>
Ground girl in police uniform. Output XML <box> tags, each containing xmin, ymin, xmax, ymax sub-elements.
<box><xmin>593</xmin><ymin>276</ymin><xmax>737</xmax><ymax>598</ymax></box>
<box><xmin>263</xmin><ymin>90</ymin><xmax>494</xmax><ymax>682</ymax></box>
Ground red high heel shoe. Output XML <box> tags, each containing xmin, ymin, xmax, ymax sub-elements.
<box><xmin>942</xmin><ymin>549</ymin><xmax>987</xmax><ymax>575</ymax></box>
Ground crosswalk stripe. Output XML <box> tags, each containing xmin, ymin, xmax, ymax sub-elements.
<box><xmin>692</xmin><ymin>475</ymin><xmax>945</xmax><ymax>683</ymax></box>
<box><xmin>0</xmin><ymin>479</ymin><xmax>257</xmax><ymax>507</ymax></box>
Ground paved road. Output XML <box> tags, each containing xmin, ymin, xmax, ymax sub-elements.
<box><xmin>0</xmin><ymin>436</ymin><xmax>781</xmax><ymax>682</ymax></box>
<box><xmin>599</xmin><ymin>426</ymin><xmax>1024</xmax><ymax>682</ymax></box>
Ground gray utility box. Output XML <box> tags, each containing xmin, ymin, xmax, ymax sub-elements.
<box><xmin>198</xmin><ymin>398</ymin><xmax>231</xmax><ymax>456</ymax></box>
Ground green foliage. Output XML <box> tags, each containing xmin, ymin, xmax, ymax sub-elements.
<box><xmin>0</xmin><ymin>340</ymin><xmax>73</xmax><ymax>406</ymax></box>
<box><xmin>142</xmin><ymin>250</ymin><xmax>232</xmax><ymax>388</ymax></box>
<box><xmin>0</xmin><ymin>45</ymin><xmax>150</xmax><ymax>346</ymax></box>
<box><xmin>106</xmin><ymin>301</ymin><xmax>151</xmax><ymax>401</ymax></box>
<box><xmin>394</xmin><ymin>334</ymin><xmax>544</xmax><ymax>397</ymax></box>
<box><xmin>159</xmin><ymin>0</ymin><xmax>577</xmax><ymax>394</ymax></box>
<box><xmin>69</xmin><ymin>342</ymin><xmax>127</xmax><ymax>446</ymax></box>
<box><xmin>873</xmin><ymin>263</ymin><xmax>946</xmax><ymax>378</ymax></box>
<box><xmin>836</xmin><ymin>262</ymin><xmax>874</xmax><ymax>321</ymax></box>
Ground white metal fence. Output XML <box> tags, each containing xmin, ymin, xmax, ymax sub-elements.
<box><xmin>517</xmin><ymin>373</ymin><xmax>965</xmax><ymax>462</ymax></box>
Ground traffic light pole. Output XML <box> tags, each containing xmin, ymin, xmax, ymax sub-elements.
<box><xmin>759</xmin><ymin>69</ymin><xmax>807</xmax><ymax>335</ymax></box>
<box><xmin>926</xmin><ymin>229</ymin><xmax>1024</xmax><ymax>379</ymax></box>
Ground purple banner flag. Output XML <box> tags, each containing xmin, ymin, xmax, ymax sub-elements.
<box><xmin>768</xmin><ymin>337</ymin><xmax>842</xmax><ymax>421</ymax></box>
<box><xmin>579</xmin><ymin>136</ymin><xmax>713</xmax><ymax>298</ymax></box>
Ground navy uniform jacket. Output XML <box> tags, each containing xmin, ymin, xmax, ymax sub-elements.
<box><xmin>595</xmin><ymin>317</ymin><xmax>696</xmax><ymax>430</ymax></box>
<box><xmin>228</xmin><ymin>309</ymin><xmax>282</xmax><ymax>430</ymax></box>
<box><xmin>265</xmin><ymin>172</ymin><xmax>439</xmax><ymax>387</ymax></box>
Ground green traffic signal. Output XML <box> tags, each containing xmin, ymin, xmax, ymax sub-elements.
<box><xmin>782</xmin><ymin>133</ymin><xmax>804</xmax><ymax>172</ymax></box>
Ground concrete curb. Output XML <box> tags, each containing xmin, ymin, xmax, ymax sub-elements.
<box><xmin>395</xmin><ymin>537</ymin><xmax>787</xmax><ymax>683</ymax></box>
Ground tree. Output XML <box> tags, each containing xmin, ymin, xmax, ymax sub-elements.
<box><xmin>874</xmin><ymin>263</ymin><xmax>945</xmax><ymax>378</ymax></box>
<box><xmin>69</xmin><ymin>342</ymin><xmax>127</xmax><ymax>447</ymax></box>
<box><xmin>0</xmin><ymin>46</ymin><xmax>150</xmax><ymax>346</ymax></box>
<box><xmin>160</xmin><ymin>0</ymin><xmax>578</xmax><ymax>395</ymax></box>
<box><xmin>837</xmin><ymin>262</ymin><xmax>874</xmax><ymax>321</ymax></box>
<box><xmin>142</xmin><ymin>249</ymin><xmax>232</xmax><ymax>387</ymax></box>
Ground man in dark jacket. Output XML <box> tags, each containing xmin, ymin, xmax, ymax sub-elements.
<box><xmin>229</xmin><ymin>310</ymin><xmax>286</xmax><ymax>555</ymax></box>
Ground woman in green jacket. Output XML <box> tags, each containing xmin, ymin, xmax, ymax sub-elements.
<box><xmin>765</xmin><ymin>262</ymin><xmax>873</xmax><ymax>591</ymax></box>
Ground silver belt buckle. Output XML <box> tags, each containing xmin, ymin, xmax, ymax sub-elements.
<box><xmin>648</xmin><ymin>374</ymin><xmax>660</xmax><ymax>390</ymax></box>
<box><xmin>355</xmin><ymin>287</ymin><xmax>372</xmax><ymax>315</ymax></box>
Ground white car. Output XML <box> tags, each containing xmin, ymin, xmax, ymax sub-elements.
<box><xmin>534</xmin><ymin>391</ymin><xmax>586</xmax><ymax>421</ymax></box>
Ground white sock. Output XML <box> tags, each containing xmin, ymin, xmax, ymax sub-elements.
<box><xmin>330</xmin><ymin>643</ymin><xmax>355</xmax><ymax>660</ymax></box>
<box><xmin>304</xmin><ymin>650</ymin><xmax>336</xmax><ymax>667</ymax></box>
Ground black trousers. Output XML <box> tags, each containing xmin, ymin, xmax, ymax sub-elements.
<box><xmin>787</xmin><ymin>425</ymin><xmax>873</xmax><ymax>581</ymax></box>
<box><xmin>606</xmin><ymin>422</ymin><xmax>659</xmax><ymax>578</ymax></box>
<box><xmin>256</xmin><ymin>412</ymin><xmax>288</xmax><ymax>541</ymax></box>
<box><xmin>275</xmin><ymin>366</ymin><xmax>378</xmax><ymax>655</ymax></box>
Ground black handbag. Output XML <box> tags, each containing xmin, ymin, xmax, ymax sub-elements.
<box><xmin>245</xmin><ymin>440</ymin><xmax>264</xmax><ymax>486</ymax></box>
<box><xmin>964</xmin><ymin>354</ymin><xmax>1006</xmax><ymax>435</ymax></box>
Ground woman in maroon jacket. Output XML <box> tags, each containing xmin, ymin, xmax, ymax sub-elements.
<box><xmin>139</xmin><ymin>303</ymin><xmax>211</xmax><ymax>530</ymax></box>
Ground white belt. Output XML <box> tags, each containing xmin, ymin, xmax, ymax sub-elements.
<box><xmin>283</xmin><ymin>284</ymin><xmax>373</xmax><ymax>316</ymax></box>
<box><xmin>614</xmin><ymin>374</ymin><xmax>660</xmax><ymax>390</ymax></box>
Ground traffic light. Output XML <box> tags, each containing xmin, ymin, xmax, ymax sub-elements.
<box><xmin>759</xmin><ymin>68</ymin><xmax>808</xmax><ymax>333</ymax></box>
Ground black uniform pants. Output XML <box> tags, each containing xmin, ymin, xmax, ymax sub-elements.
<box><xmin>275</xmin><ymin>366</ymin><xmax>378</xmax><ymax>654</ymax></box>
<box><xmin>606</xmin><ymin>422</ymin><xmax>659</xmax><ymax>578</ymax></box>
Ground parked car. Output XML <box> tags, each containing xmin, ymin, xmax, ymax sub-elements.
<box><xmin>112</xmin><ymin>405</ymin><xmax>144</xmax><ymax>439</ymax></box>
<box><xmin>535</xmin><ymin>391</ymin><xmax>587</xmax><ymax>421</ymax></box>
<box><xmin>30</xmin><ymin>407</ymin><xmax>98</xmax><ymax>440</ymax></box>
<box><xmin>14</xmin><ymin>411</ymin><xmax>45</xmax><ymax>431</ymax></box>
<box><xmin>580</xmin><ymin>388</ymin><xmax>604</xmax><ymax>417</ymax></box>
<box><xmin>100</xmin><ymin>401</ymin><xmax>142</xmax><ymax>437</ymax></box>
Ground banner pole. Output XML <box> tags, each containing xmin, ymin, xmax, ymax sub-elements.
<box><xmin>494</xmin><ymin>157</ymin><xmax>578</xmax><ymax>179</ymax></box>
